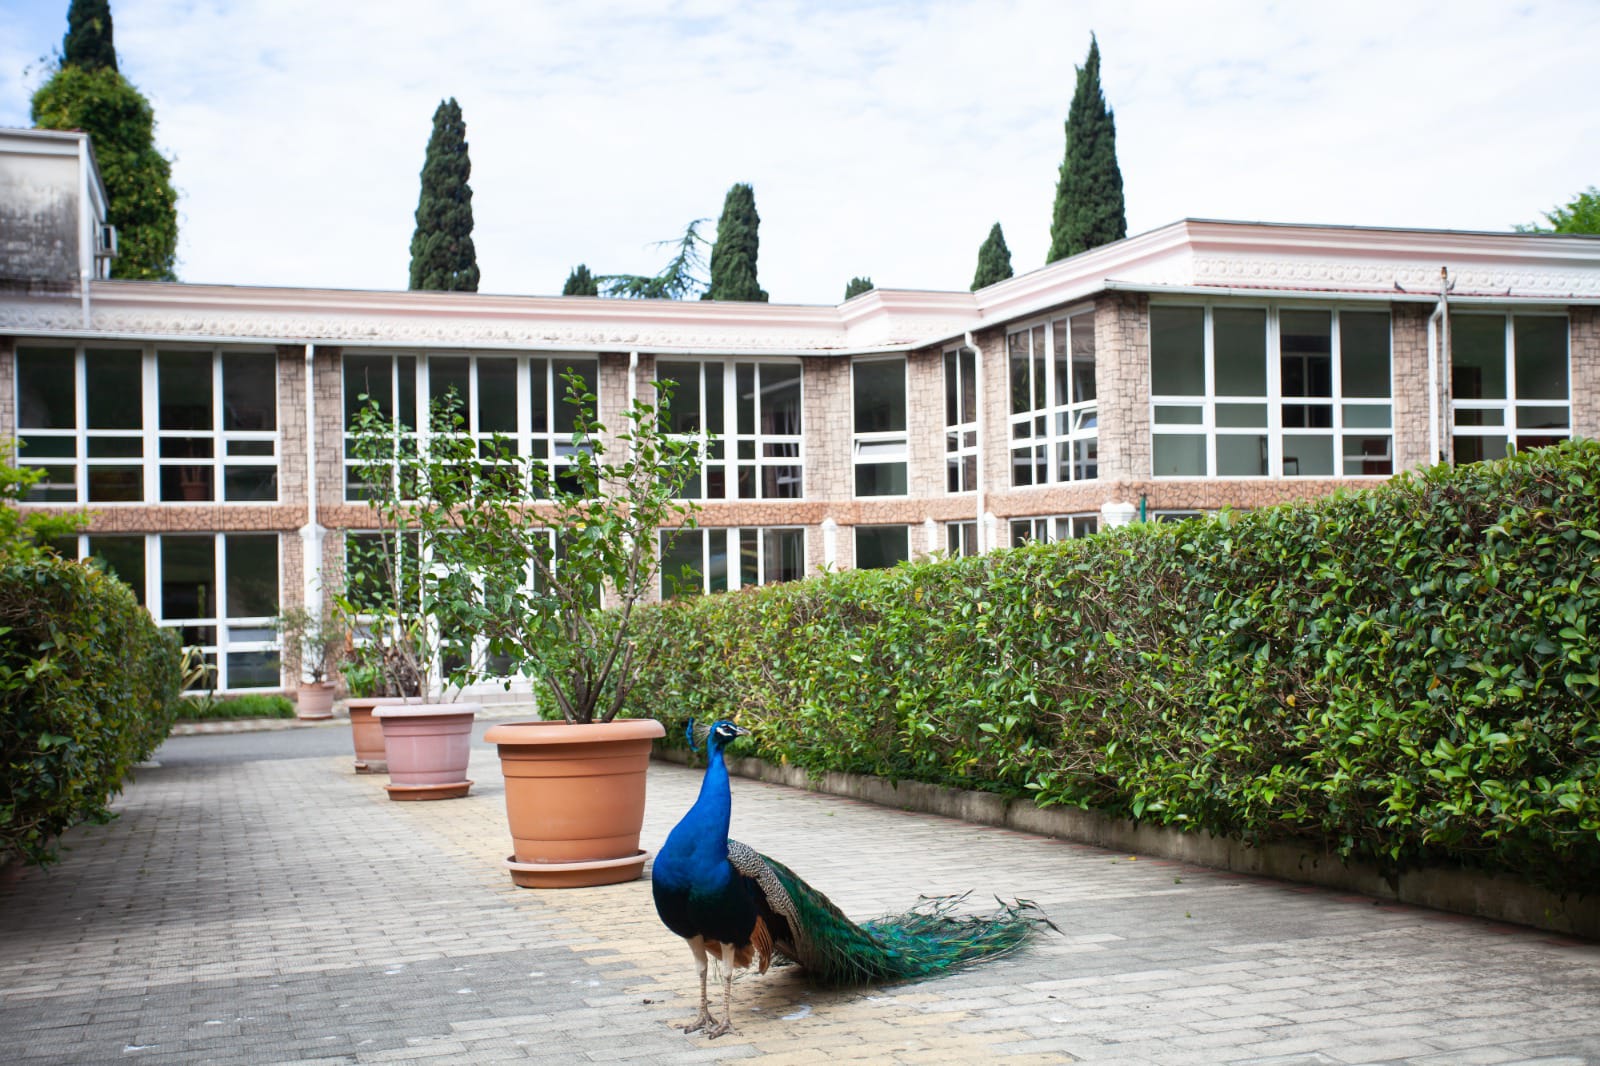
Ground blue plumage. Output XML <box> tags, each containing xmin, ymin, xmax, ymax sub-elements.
<box><xmin>652</xmin><ymin>719</ymin><xmax>1051</xmax><ymax>1038</ymax></box>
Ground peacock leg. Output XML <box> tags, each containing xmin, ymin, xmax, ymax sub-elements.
<box><xmin>677</xmin><ymin>937</ymin><xmax>714</xmax><ymax>1034</ymax></box>
<box><xmin>705</xmin><ymin>942</ymin><xmax>739</xmax><ymax>1039</ymax></box>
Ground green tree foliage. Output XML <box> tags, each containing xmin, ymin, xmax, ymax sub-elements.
<box><xmin>1517</xmin><ymin>186</ymin><xmax>1600</xmax><ymax>235</ymax></box>
<box><xmin>971</xmin><ymin>222</ymin><xmax>1014</xmax><ymax>289</ymax></box>
<box><xmin>843</xmin><ymin>276</ymin><xmax>874</xmax><ymax>300</ymax></box>
<box><xmin>563</xmin><ymin>264</ymin><xmax>600</xmax><ymax>296</ymax></box>
<box><xmin>1048</xmin><ymin>34</ymin><xmax>1127</xmax><ymax>263</ymax></box>
<box><xmin>31</xmin><ymin>59</ymin><xmax>178</xmax><ymax>280</ymax></box>
<box><xmin>408</xmin><ymin>98</ymin><xmax>480</xmax><ymax>292</ymax></box>
<box><xmin>706</xmin><ymin>183</ymin><xmax>768</xmax><ymax>302</ymax></box>
<box><xmin>64</xmin><ymin>0</ymin><xmax>117</xmax><ymax>72</ymax></box>
<box><xmin>0</xmin><ymin>443</ymin><xmax>86</xmax><ymax>558</ymax></box>
<box><xmin>627</xmin><ymin>441</ymin><xmax>1600</xmax><ymax>892</ymax></box>
<box><xmin>599</xmin><ymin>220</ymin><xmax>711</xmax><ymax>300</ymax></box>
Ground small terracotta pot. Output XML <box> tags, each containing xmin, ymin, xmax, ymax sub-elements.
<box><xmin>374</xmin><ymin>702</ymin><xmax>480</xmax><ymax>800</ymax></box>
<box><xmin>296</xmin><ymin>682</ymin><xmax>336</xmax><ymax>720</ymax></box>
<box><xmin>346</xmin><ymin>697</ymin><xmax>406</xmax><ymax>773</ymax></box>
<box><xmin>484</xmin><ymin>718</ymin><xmax>665</xmax><ymax>888</ymax></box>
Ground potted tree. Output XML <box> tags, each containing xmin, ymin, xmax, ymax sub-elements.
<box><xmin>340</xmin><ymin>642</ymin><xmax>394</xmax><ymax>773</ymax></box>
<box><xmin>273</xmin><ymin>606</ymin><xmax>346</xmax><ymax>720</ymax></box>
<box><xmin>335</xmin><ymin>393</ymin><xmax>486</xmax><ymax>799</ymax></box>
<box><xmin>454</xmin><ymin>369</ymin><xmax>701</xmax><ymax>887</ymax></box>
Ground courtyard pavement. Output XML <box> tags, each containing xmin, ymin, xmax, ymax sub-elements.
<box><xmin>2</xmin><ymin>721</ymin><xmax>1598</xmax><ymax>1066</ymax></box>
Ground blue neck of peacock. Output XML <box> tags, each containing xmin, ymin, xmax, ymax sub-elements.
<box><xmin>687</xmin><ymin>738</ymin><xmax>734</xmax><ymax>860</ymax></box>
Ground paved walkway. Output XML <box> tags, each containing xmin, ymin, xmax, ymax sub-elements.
<box><xmin>2</xmin><ymin>727</ymin><xmax>1598</xmax><ymax>1066</ymax></box>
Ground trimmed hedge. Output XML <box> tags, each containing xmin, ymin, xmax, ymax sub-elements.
<box><xmin>623</xmin><ymin>441</ymin><xmax>1600</xmax><ymax>892</ymax></box>
<box><xmin>176</xmin><ymin>693</ymin><xmax>295</xmax><ymax>721</ymax></box>
<box><xmin>1</xmin><ymin>554</ymin><xmax>183</xmax><ymax>867</ymax></box>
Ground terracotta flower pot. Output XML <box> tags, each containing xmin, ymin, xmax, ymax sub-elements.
<box><xmin>374</xmin><ymin>702</ymin><xmax>480</xmax><ymax>800</ymax></box>
<box><xmin>296</xmin><ymin>681</ymin><xmax>336</xmax><ymax>720</ymax></box>
<box><xmin>483</xmin><ymin>718</ymin><xmax>665</xmax><ymax>888</ymax></box>
<box><xmin>346</xmin><ymin>696</ymin><xmax>406</xmax><ymax>773</ymax></box>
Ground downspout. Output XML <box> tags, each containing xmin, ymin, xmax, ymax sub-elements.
<box><xmin>1427</xmin><ymin>306</ymin><xmax>1441</xmax><ymax>467</ymax></box>
<box><xmin>966</xmin><ymin>331</ymin><xmax>984</xmax><ymax>552</ymax></box>
<box><xmin>1438</xmin><ymin>268</ymin><xmax>1452</xmax><ymax>466</ymax></box>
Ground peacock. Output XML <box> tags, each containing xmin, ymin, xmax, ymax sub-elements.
<box><xmin>651</xmin><ymin>718</ymin><xmax>1051</xmax><ymax>1038</ymax></box>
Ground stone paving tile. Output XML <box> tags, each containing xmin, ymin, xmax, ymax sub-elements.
<box><xmin>3</xmin><ymin>736</ymin><xmax>1600</xmax><ymax>1064</ymax></box>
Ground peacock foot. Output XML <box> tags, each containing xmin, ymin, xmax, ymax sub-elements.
<box><xmin>704</xmin><ymin>1017</ymin><xmax>735</xmax><ymax>1040</ymax></box>
<box><xmin>677</xmin><ymin>1008</ymin><xmax>716</xmax><ymax>1034</ymax></box>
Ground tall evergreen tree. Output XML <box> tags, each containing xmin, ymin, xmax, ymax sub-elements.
<box><xmin>408</xmin><ymin>98</ymin><xmax>479</xmax><ymax>292</ymax></box>
<box><xmin>1048</xmin><ymin>34</ymin><xmax>1127</xmax><ymax>263</ymax></box>
<box><xmin>1516</xmin><ymin>187</ymin><xmax>1600</xmax><ymax>235</ymax></box>
<box><xmin>706</xmin><ymin>183</ymin><xmax>767</xmax><ymax>302</ymax></box>
<box><xmin>31</xmin><ymin>0</ymin><xmax>177</xmax><ymax>280</ymax></box>
<box><xmin>843</xmin><ymin>276</ymin><xmax>874</xmax><ymax>300</ymax></box>
<box><xmin>971</xmin><ymin>222</ymin><xmax>1014</xmax><ymax>290</ymax></box>
<box><xmin>563</xmin><ymin>264</ymin><xmax>599</xmax><ymax>296</ymax></box>
<box><xmin>64</xmin><ymin>0</ymin><xmax>117</xmax><ymax>72</ymax></box>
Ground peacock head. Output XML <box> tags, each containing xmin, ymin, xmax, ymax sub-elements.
<box><xmin>687</xmin><ymin>717</ymin><xmax>749</xmax><ymax>754</ymax></box>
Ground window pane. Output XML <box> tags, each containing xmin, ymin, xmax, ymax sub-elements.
<box><xmin>1343</xmin><ymin>435</ymin><xmax>1393</xmax><ymax>476</ymax></box>
<box><xmin>225</xmin><ymin>466</ymin><xmax>278</xmax><ymax>501</ymax></box>
<box><xmin>1150</xmin><ymin>307</ymin><xmax>1205</xmax><ymax>396</ymax></box>
<box><xmin>944</xmin><ymin>351</ymin><xmax>958</xmax><ymax>426</ymax></box>
<box><xmin>1455</xmin><ymin>435</ymin><xmax>1507</xmax><ymax>464</ymax></box>
<box><xmin>1452</xmin><ymin>315</ymin><xmax>1506</xmax><ymax>400</ymax></box>
<box><xmin>476</xmin><ymin>359</ymin><xmax>517</xmax><ymax>432</ymax></box>
<box><xmin>706</xmin><ymin>531</ymin><xmax>728</xmax><ymax>593</ymax></box>
<box><xmin>960</xmin><ymin>349</ymin><xmax>976</xmax><ymax>423</ymax></box>
<box><xmin>553</xmin><ymin>359</ymin><xmax>598</xmax><ymax>435</ymax></box>
<box><xmin>1217</xmin><ymin>435</ymin><xmax>1267</xmax><ymax>476</ymax></box>
<box><xmin>344</xmin><ymin>354</ymin><xmax>392</xmax><ymax>423</ymax></box>
<box><xmin>226</xmin><ymin>651</ymin><xmax>279</xmax><ymax>689</ymax></box>
<box><xmin>1154</xmin><ymin>405</ymin><xmax>1203</xmax><ymax>425</ymax></box>
<box><xmin>1053</xmin><ymin>319</ymin><xmax>1070</xmax><ymax>407</ymax></box>
<box><xmin>88</xmin><ymin>467</ymin><xmax>142</xmax><ymax>502</ymax></box>
<box><xmin>225</xmin><ymin>535</ymin><xmax>279</xmax><ymax>618</ymax></box>
<box><xmin>853</xmin><ymin>358</ymin><xmax>906</xmax><ymax>433</ymax></box>
<box><xmin>704</xmin><ymin>363</ymin><xmax>724</xmax><ymax>435</ymax></box>
<box><xmin>17</xmin><ymin>348</ymin><xmax>76</xmax><ymax>428</ymax></box>
<box><xmin>855</xmin><ymin>526</ymin><xmax>908</xmax><ymax>570</ymax></box>
<box><xmin>1342</xmin><ymin>404</ymin><xmax>1391</xmax><ymax>429</ymax></box>
<box><xmin>1284</xmin><ymin>435</ymin><xmax>1333</xmax><ymax>476</ymax></box>
<box><xmin>1214</xmin><ymin>309</ymin><xmax>1266</xmax><ymax>396</ymax></box>
<box><xmin>429</xmin><ymin>356</ymin><xmax>471</xmax><ymax>410</ymax></box>
<box><xmin>86</xmin><ymin>349</ymin><xmax>142</xmax><ymax>430</ymax></box>
<box><xmin>855</xmin><ymin>462</ymin><xmax>907</xmax><ymax>496</ymax></box>
<box><xmin>764</xmin><ymin>529</ymin><xmax>804</xmax><ymax>583</ymax></box>
<box><xmin>223</xmin><ymin>353</ymin><xmax>276</xmax><ymax>431</ymax></box>
<box><xmin>1514</xmin><ymin>317</ymin><xmax>1567</xmax><ymax>400</ymax></box>
<box><xmin>1340</xmin><ymin>312</ymin><xmax>1391</xmax><ymax>398</ymax></box>
<box><xmin>1516</xmin><ymin>405</ymin><xmax>1568</xmax><ymax>430</ymax></box>
<box><xmin>1216</xmin><ymin>403</ymin><xmax>1267</xmax><ymax>427</ymax></box>
<box><xmin>761</xmin><ymin>364</ymin><xmax>802</xmax><ymax>435</ymax></box>
<box><xmin>159</xmin><ymin>351</ymin><xmax>214</xmax><ymax>430</ymax></box>
<box><xmin>1280</xmin><ymin>311</ymin><xmax>1332</xmax><ymax>398</ymax></box>
<box><xmin>161</xmin><ymin>465</ymin><xmax>214</xmax><ymax>501</ymax></box>
<box><xmin>1153</xmin><ymin>434</ymin><xmax>1206</xmax><ymax>476</ymax></box>
<box><xmin>1070</xmin><ymin>312</ymin><xmax>1096</xmax><ymax>403</ymax></box>
<box><xmin>528</xmin><ymin>358</ymin><xmax>550</xmax><ymax>433</ymax></box>
<box><xmin>659</xmin><ymin>530</ymin><xmax>703</xmax><ymax>599</ymax></box>
<box><xmin>736</xmin><ymin>363</ymin><xmax>755</xmax><ymax>435</ymax></box>
<box><xmin>88</xmin><ymin>536</ymin><xmax>146</xmax><ymax>605</ymax></box>
<box><xmin>1009</xmin><ymin>330</ymin><xmax>1031</xmax><ymax>413</ymax></box>
<box><xmin>161</xmin><ymin>536</ymin><xmax>216</xmax><ymax>619</ymax></box>
<box><xmin>658</xmin><ymin>361</ymin><xmax>702</xmax><ymax>433</ymax></box>
<box><xmin>740</xmin><ymin>528</ymin><xmax>759</xmax><ymax>587</ymax></box>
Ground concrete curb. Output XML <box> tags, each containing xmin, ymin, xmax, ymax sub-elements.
<box><xmin>170</xmin><ymin>701</ymin><xmax>539</xmax><ymax>735</ymax></box>
<box><xmin>657</xmin><ymin>748</ymin><xmax>1600</xmax><ymax>941</ymax></box>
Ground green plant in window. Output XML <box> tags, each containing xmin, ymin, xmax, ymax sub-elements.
<box><xmin>272</xmin><ymin>606</ymin><xmax>347</xmax><ymax>685</ymax></box>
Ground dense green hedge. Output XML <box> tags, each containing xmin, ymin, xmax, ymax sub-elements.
<box><xmin>624</xmin><ymin>441</ymin><xmax>1600</xmax><ymax>891</ymax></box>
<box><xmin>1</xmin><ymin>554</ymin><xmax>183</xmax><ymax>866</ymax></box>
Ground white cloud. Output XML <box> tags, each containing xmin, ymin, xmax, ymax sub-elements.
<box><xmin>1</xmin><ymin>0</ymin><xmax>1596</xmax><ymax>303</ymax></box>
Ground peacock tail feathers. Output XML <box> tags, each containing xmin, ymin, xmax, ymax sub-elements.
<box><xmin>727</xmin><ymin>839</ymin><xmax>1052</xmax><ymax>987</ymax></box>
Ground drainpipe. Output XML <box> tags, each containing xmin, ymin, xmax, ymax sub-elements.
<box><xmin>966</xmin><ymin>331</ymin><xmax>984</xmax><ymax>552</ymax></box>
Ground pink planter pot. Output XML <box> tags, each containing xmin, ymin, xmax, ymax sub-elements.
<box><xmin>374</xmin><ymin>702</ymin><xmax>480</xmax><ymax>800</ymax></box>
<box><xmin>346</xmin><ymin>697</ymin><xmax>407</xmax><ymax>773</ymax></box>
<box><xmin>296</xmin><ymin>682</ymin><xmax>336</xmax><ymax>720</ymax></box>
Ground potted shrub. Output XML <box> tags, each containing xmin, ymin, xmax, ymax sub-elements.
<box><xmin>453</xmin><ymin>369</ymin><xmax>701</xmax><ymax>887</ymax></box>
<box><xmin>273</xmin><ymin>606</ymin><xmax>346</xmax><ymax>720</ymax></box>
<box><xmin>335</xmin><ymin>394</ymin><xmax>487</xmax><ymax>799</ymax></box>
<box><xmin>340</xmin><ymin>642</ymin><xmax>394</xmax><ymax>773</ymax></box>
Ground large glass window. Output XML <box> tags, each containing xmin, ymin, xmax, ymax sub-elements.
<box><xmin>1452</xmin><ymin>314</ymin><xmax>1569</xmax><ymax>462</ymax></box>
<box><xmin>853</xmin><ymin>357</ymin><xmax>907</xmax><ymax>496</ymax></box>
<box><xmin>943</xmin><ymin>346</ymin><xmax>978</xmax><ymax>493</ymax></box>
<box><xmin>58</xmin><ymin>532</ymin><xmax>279</xmax><ymax>690</ymax></box>
<box><xmin>342</xmin><ymin>353</ymin><xmax>598</xmax><ymax>501</ymax></box>
<box><xmin>1009</xmin><ymin>514</ymin><xmax>1100</xmax><ymax>546</ymax></box>
<box><xmin>945</xmin><ymin>521</ymin><xmax>978</xmax><ymax>558</ymax></box>
<box><xmin>854</xmin><ymin>525</ymin><xmax>909</xmax><ymax>570</ymax></box>
<box><xmin>1009</xmin><ymin>311</ymin><xmax>1097</xmax><ymax>487</ymax></box>
<box><xmin>15</xmin><ymin>346</ymin><xmax>279</xmax><ymax>503</ymax></box>
<box><xmin>659</xmin><ymin>527</ymin><xmax>805</xmax><ymax>599</ymax></box>
<box><xmin>1150</xmin><ymin>305</ymin><xmax>1392</xmax><ymax>478</ymax></box>
<box><xmin>657</xmin><ymin>359</ymin><xmax>803</xmax><ymax>501</ymax></box>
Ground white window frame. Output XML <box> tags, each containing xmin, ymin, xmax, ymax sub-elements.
<box><xmin>1149</xmin><ymin>302</ymin><xmax>1394</xmax><ymax>479</ymax></box>
<box><xmin>851</xmin><ymin>355</ymin><xmax>909</xmax><ymax>498</ymax></box>
<box><xmin>658</xmin><ymin>359</ymin><xmax>805</xmax><ymax>501</ymax></box>
<box><xmin>945</xmin><ymin>520</ymin><xmax>978</xmax><ymax>558</ymax></box>
<box><xmin>1008</xmin><ymin>514</ymin><xmax>1100</xmax><ymax>546</ymax></box>
<box><xmin>1450</xmin><ymin>312</ymin><xmax>1571</xmax><ymax>460</ymax></box>
<box><xmin>943</xmin><ymin>346</ymin><xmax>979</xmax><ymax>494</ymax></box>
<box><xmin>1007</xmin><ymin>307</ymin><xmax>1098</xmax><ymax>488</ymax></box>
<box><xmin>658</xmin><ymin>526</ymin><xmax>806</xmax><ymax>598</ymax></box>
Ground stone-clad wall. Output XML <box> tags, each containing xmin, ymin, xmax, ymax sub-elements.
<box><xmin>1390</xmin><ymin>303</ymin><xmax>1434</xmax><ymax>472</ymax></box>
<box><xmin>1095</xmin><ymin>290</ymin><xmax>1150</xmax><ymax>487</ymax></box>
<box><xmin>1573</xmin><ymin>308</ymin><xmax>1599</xmax><ymax>441</ymax></box>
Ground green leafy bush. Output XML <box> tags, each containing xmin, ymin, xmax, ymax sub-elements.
<box><xmin>626</xmin><ymin>441</ymin><xmax>1600</xmax><ymax>891</ymax></box>
<box><xmin>176</xmin><ymin>693</ymin><xmax>294</xmax><ymax>721</ymax></box>
<box><xmin>0</xmin><ymin>554</ymin><xmax>182</xmax><ymax>867</ymax></box>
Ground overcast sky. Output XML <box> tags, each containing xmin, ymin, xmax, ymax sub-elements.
<box><xmin>1</xmin><ymin>1</ymin><xmax>1596</xmax><ymax>305</ymax></box>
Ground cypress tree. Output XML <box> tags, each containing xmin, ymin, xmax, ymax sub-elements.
<box><xmin>1048</xmin><ymin>34</ymin><xmax>1127</xmax><ymax>263</ymax></box>
<box><xmin>408</xmin><ymin>98</ymin><xmax>480</xmax><ymax>292</ymax></box>
<box><xmin>706</xmin><ymin>183</ymin><xmax>767</xmax><ymax>302</ymax></box>
<box><xmin>563</xmin><ymin>264</ymin><xmax>599</xmax><ymax>296</ymax></box>
<box><xmin>843</xmin><ymin>276</ymin><xmax>874</xmax><ymax>300</ymax></box>
<box><xmin>971</xmin><ymin>223</ymin><xmax>1014</xmax><ymax>290</ymax></box>
<box><xmin>31</xmin><ymin>0</ymin><xmax>177</xmax><ymax>280</ymax></box>
<box><xmin>64</xmin><ymin>0</ymin><xmax>117</xmax><ymax>73</ymax></box>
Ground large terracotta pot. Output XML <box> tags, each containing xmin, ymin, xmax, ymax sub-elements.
<box><xmin>483</xmin><ymin>718</ymin><xmax>665</xmax><ymax>888</ymax></box>
<box><xmin>374</xmin><ymin>702</ymin><xmax>480</xmax><ymax>800</ymax></box>
<box><xmin>346</xmin><ymin>696</ymin><xmax>406</xmax><ymax>773</ymax></box>
<box><xmin>296</xmin><ymin>682</ymin><xmax>336</xmax><ymax>720</ymax></box>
